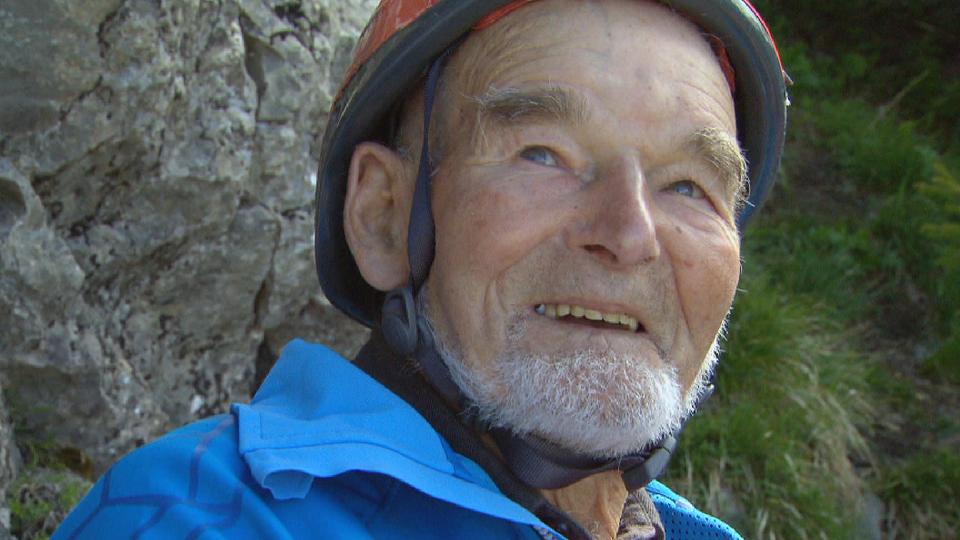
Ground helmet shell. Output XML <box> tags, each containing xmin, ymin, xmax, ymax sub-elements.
<box><xmin>315</xmin><ymin>0</ymin><xmax>789</xmax><ymax>328</ymax></box>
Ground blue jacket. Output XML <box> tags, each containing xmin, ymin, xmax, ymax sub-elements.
<box><xmin>55</xmin><ymin>340</ymin><xmax>741</xmax><ymax>539</ymax></box>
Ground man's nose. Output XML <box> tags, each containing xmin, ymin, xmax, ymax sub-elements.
<box><xmin>565</xmin><ymin>156</ymin><xmax>661</xmax><ymax>268</ymax></box>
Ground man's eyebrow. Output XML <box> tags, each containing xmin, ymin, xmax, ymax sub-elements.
<box><xmin>686</xmin><ymin>127</ymin><xmax>748</xmax><ymax>205</ymax></box>
<box><xmin>472</xmin><ymin>86</ymin><xmax>587</xmax><ymax>126</ymax></box>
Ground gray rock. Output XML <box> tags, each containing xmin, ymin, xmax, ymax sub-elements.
<box><xmin>859</xmin><ymin>490</ymin><xmax>886</xmax><ymax>540</ymax></box>
<box><xmin>0</xmin><ymin>0</ymin><xmax>123</xmax><ymax>136</ymax></box>
<box><xmin>0</xmin><ymin>385</ymin><xmax>22</xmax><ymax>517</ymax></box>
<box><xmin>0</xmin><ymin>0</ymin><xmax>376</xmax><ymax>489</ymax></box>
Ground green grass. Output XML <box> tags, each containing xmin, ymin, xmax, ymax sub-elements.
<box><xmin>920</xmin><ymin>332</ymin><xmax>960</xmax><ymax>385</ymax></box>
<box><xmin>663</xmin><ymin>269</ymin><xmax>873</xmax><ymax>539</ymax></box>
<box><xmin>918</xmin><ymin>161</ymin><xmax>960</xmax><ymax>328</ymax></box>
<box><xmin>876</xmin><ymin>448</ymin><xmax>960</xmax><ymax>539</ymax></box>
<box><xmin>8</xmin><ymin>468</ymin><xmax>91</xmax><ymax>540</ymax></box>
<box><xmin>812</xmin><ymin>99</ymin><xmax>937</xmax><ymax>194</ymax></box>
<box><xmin>745</xmin><ymin>219</ymin><xmax>890</xmax><ymax>321</ymax></box>
<box><xmin>6</xmin><ymin>432</ymin><xmax>94</xmax><ymax>539</ymax></box>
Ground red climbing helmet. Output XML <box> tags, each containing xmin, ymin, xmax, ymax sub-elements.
<box><xmin>315</xmin><ymin>0</ymin><xmax>790</xmax><ymax>328</ymax></box>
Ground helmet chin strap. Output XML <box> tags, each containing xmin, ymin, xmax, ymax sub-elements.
<box><xmin>380</xmin><ymin>34</ymin><xmax>454</xmax><ymax>358</ymax></box>
<box><xmin>379</xmin><ymin>41</ymin><xmax>712</xmax><ymax>492</ymax></box>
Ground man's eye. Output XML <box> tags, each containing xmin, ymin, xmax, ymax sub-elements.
<box><xmin>671</xmin><ymin>180</ymin><xmax>705</xmax><ymax>198</ymax></box>
<box><xmin>519</xmin><ymin>146</ymin><xmax>560</xmax><ymax>167</ymax></box>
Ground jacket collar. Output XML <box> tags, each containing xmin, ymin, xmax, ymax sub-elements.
<box><xmin>233</xmin><ymin>339</ymin><xmax>546</xmax><ymax>529</ymax></box>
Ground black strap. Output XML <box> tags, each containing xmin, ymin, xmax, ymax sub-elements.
<box><xmin>406</xmin><ymin>43</ymin><xmax>453</xmax><ymax>291</ymax></box>
<box><xmin>491</xmin><ymin>427</ymin><xmax>675</xmax><ymax>492</ymax></box>
<box><xmin>381</xmin><ymin>38</ymin><xmax>465</xmax><ymax>357</ymax></box>
<box><xmin>413</xmin><ymin>315</ymin><xmax>465</xmax><ymax>406</ymax></box>
<box><xmin>489</xmin><ymin>383</ymin><xmax>714</xmax><ymax>490</ymax></box>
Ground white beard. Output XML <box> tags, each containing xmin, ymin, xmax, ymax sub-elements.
<box><xmin>419</xmin><ymin>292</ymin><xmax>725</xmax><ymax>458</ymax></box>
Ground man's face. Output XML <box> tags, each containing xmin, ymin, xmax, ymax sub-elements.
<box><xmin>420</xmin><ymin>0</ymin><xmax>742</xmax><ymax>457</ymax></box>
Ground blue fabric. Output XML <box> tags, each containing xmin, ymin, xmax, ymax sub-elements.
<box><xmin>647</xmin><ymin>482</ymin><xmax>743</xmax><ymax>540</ymax></box>
<box><xmin>55</xmin><ymin>339</ymin><xmax>740</xmax><ymax>539</ymax></box>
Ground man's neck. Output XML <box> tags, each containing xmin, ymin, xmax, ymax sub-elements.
<box><xmin>540</xmin><ymin>470</ymin><xmax>628</xmax><ymax>540</ymax></box>
<box><xmin>474</xmin><ymin>431</ymin><xmax>629</xmax><ymax>539</ymax></box>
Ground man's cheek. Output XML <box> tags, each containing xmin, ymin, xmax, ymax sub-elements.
<box><xmin>449</xmin><ymin>185</ymin><xmax>544</xmax><ymax>264</ymax></box>
<box><xmin>677</xmin><ymin>251</ymin><xmax>738</xmax><ymax>337</ymax></box>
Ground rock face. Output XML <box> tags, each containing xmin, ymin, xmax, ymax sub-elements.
<box><xmin>0</xmin><ymin>387</ymin><xmax>19</xmax><ymax>534</ymax></box>
<box><xmin>0</xmin><ymin>0</ymin><xmax>376</xmax><ymax>520</ymax></box>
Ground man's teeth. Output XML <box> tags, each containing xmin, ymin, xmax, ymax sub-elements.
<box><xmin>534</xmin><ymin>303</ymin><xmax>640</xmax><ymax>332</ymax></box>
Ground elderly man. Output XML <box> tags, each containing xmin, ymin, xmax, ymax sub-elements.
<box><xmin>56</xmin><ymin>0</ymin><xmax>787</xmax><ymax>539</ymax></box>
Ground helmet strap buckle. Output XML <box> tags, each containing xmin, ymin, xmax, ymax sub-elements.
<box><xmin>381</xmin><ymin>284</ymin><xmax>418</xmax><ymax>356</ymax></box>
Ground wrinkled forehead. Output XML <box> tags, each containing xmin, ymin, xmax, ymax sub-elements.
<box><xmin>436</xmin><ymin>0</ymin><xmax>735</xmax><ymax>128</ymax></box>
<box><xmin>464</xmin><ymin>0</ymin><xmax>736</xmax><ymax>95</ymax></box>
<box><xmin>350</xmin><ymin>0</ymin><xmax>736</xmax><ymax>102</ymax></box>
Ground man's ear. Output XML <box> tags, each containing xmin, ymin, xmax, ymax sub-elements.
<box><xmin>343</xmin><ymin>141</ymin><xmax>413</xmax><ymax>292</ymax></box>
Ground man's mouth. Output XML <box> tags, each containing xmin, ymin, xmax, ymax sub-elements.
<box><xmin>534</xmin><ymin>303</ymin><xmax>642</xmax><ymax>333</ymax></box>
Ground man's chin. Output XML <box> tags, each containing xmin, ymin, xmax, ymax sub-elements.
<box><xmin>447</xmin><ymin>347</ymin><xmax>688</xmax><ymax>459</ymax></box>
<box><xmin>480</xmin><ymin>319</ymin><xmax>728</xmax><ymax>458</ymax></box>
<box><xmin>418</xmin><ymin>294</ymin><xmax>724</xmax><ymax>459</ymax></box>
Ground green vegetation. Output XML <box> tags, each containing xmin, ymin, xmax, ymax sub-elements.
<box><xmin>663</xmin><ymin>1</ymin><xmax>960</xmax><ymax>538</ymax></box>
<box><xmin>877</xmin><ymin>448</ymin><xmax>960</xmax><ymax>539</ymax></box>
<box><xmin>7</xmin><ymin>469</ymin><xmax>91</xmax><ymax>540</ymax></box>
<box><xmin>668</xmin><ymin>273</ymin><xmax>872</xmax><ymax>538</ymax></box>
<box><xmin>6</xmin><ymin>433</ymin><xmax>93</xmax><ymax>539</ymax></box>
